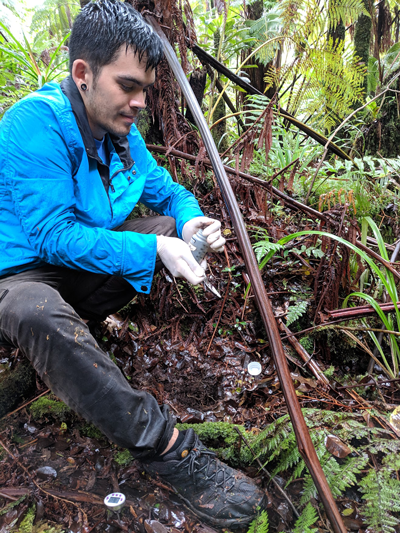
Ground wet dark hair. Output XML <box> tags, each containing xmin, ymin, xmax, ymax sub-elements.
<box><xmin>69</xmin><ymin>0</ymin><xmax>163</xmax><ymax>78</ymax></box>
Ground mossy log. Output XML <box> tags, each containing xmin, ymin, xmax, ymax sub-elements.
<box><xmin>0</xmin><ymin>357</ymin><xmax>36</xmax><ymax>419</ymax></box>
<box><xmin>364</xmin><ymin>74</ymin><xmax>400</xmax><ymax>158</ymax></box>
<box><xmin>354</xmin><ymin>0</ymin><xmax>372</xmax><ymax>95</ymax></box>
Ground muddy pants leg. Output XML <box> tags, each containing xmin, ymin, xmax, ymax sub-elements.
<box><xmin>0</xmin><ymin>281</ymin><xmax>173</xmax><ymax>460</ymax></box>
<box><xmin>0</xmin><ymin>216</ymin><xmax>178</xmax><ymax>459</ymax></box>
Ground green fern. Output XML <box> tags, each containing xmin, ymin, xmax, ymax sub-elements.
<box><xmin>300</xmin><ymin>453</ymin><xmax>369</xmax><ymax>504</ymax></box>
<box><xmin>359</xmin><ymin>468</ymin><xmax>400</xmax><ymax>533</ymax></box>
<box><xmin>246</xmin><ymin>510</ymin><xmax>269</xmax><ymax>533</ymax></box>
<box><xmin>253</xmin><ymin>239</ymin><xmax>283</xmax><ymax>264</ymax></box>
<box><xmin>362</xmin><ymin>438</ymin><xmax>400</xmax><ymax>455</ymax></box>
<box><xmin>383</xmin><ymin>451</ymin><xmax>400</xmax><ymax>471</ymax></box>
<box><xmin>293</xmin><ymin>503</ymin><xmax>318</xmax><ymax>533</ymax></box>
<box><xmin>251</xmin><ymin>409</ymin><xmax>400</xmax><ymax>530</ymax></box>
<box><xmin>286</xmin><ymin>300</ymin><xmax>308</xmax><ymax>326</ymax></box>
<box><xmin>180</xmin><ymin>410</ymin><xmax>400</xmax><ymax>532</ymax></box>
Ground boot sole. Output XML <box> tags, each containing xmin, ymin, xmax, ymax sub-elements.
<box><xmin>146</xmin><ymin>470</ymin><xmax>268</xmax><ymax>530</ymax></box>
<box><xmin>178</xmin><ymin>492</ymin><xmax>268</xmax><ymax>530</ymax></box>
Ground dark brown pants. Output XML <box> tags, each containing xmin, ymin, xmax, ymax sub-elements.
<box><xmin>0</xmin><ymin>216</ymin><xmax>177</xmax><ymax>460</ymax></box>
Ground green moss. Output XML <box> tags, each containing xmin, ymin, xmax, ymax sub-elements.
<box><xmin>176</xmin><ymin>421</ymin><xmax>257</xmax><ymax>465</ymax></box>
<box><xmin>15</xmin><ymin>505</ymin><xmax>35</xmax><ymax>533</ymax></box>
<box><xmin>0</xmin><ymin>360</ymin><xmax>36</xmax><ymax>418</ymax></box>
<box><xmin>114</xmin><ymin>449</ymin><xmax>132</xmax><ymax>466</ymax></box>
<box><xmin>354</xmin><ymin>0</ymin><xmax>372</xmax><ymax>95</ymax></box>
<box><xmin>365</xmin><ymin>93</ymin><xmax>400</xmax><ymax>158</ymax></box>
<box><xmin>80</xmin><ymin>423</ymin><xmax>105</xmax><ymax>440</ymax></box>
<box><xmin>136</xmin><ymin>108</ymin><xmax>151</xmax><ymax>140</ymax></box>
<box><xmin>30</xmin><ymin>395</ymin><xmax>71</xmax><ymax>422</ymax></box>
<box><xmin>299</xmin><ymin>336</ymin><xmax>314</xmax><ymax>353</ymax></box>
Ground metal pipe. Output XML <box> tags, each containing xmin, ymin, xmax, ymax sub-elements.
<box><xmin>147</xmin><ymin>16</ymin><xmax>347</xmax><ymax>533</ymax></box>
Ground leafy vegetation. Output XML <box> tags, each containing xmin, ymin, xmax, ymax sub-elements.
<box><xmin>292</xmin><ymin>503</ymin><xmax>318</xmax><ymax>533</ymax></box>
<box><xmin>0</xmin><ymin>13</ymin><xmax>69</xmax><ymax>116</ymax></box>
<box><xmin>180</xmin><ymin>409</ymin><xmax>400</xmax><ymax>533</ymax></box>
<box><xmin>247</xmin><ymin>510</ymin><xmax>270</xmax><ymax>533</ymax></box>
<box><xmin>30</xmin><ymin>395</ymin><xmax>71</xmax><ymax>422</ymax></box>
<box><xmin>1</xmin><ymin>0</ymin><xmax>400</xmax><ymax>530</ymax></box>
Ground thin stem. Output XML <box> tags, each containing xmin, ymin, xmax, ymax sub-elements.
<box><xmin>305</xmin><ymin>71</ymin><xmax>400</xmax><ymax>205</ymax></box>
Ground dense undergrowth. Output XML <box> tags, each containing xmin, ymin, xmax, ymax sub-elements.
<box><xmin>1</xmin><ymin>0</ymin><xmax>400</xmax><ymax>531</ymax></box>
<box><xmin>23</xmin><ymin>393</ymin><xmax>400</xmax><ymax>532</ymax></box>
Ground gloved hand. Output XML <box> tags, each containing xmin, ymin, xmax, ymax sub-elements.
<box><xmin>182</xmin><ymin>216</ymin><xmax>226</xmax><ymax>253</ymax></box>
<box><xmin>156</xmin><ymin>235</ymin><xmax>206</xmax><ymax>285</ymax></box>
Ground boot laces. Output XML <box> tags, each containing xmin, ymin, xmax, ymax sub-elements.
<box><xmin>182</xmin><ymin>434</ymin><xmax>235</xmax><ymax>489</ymax></box>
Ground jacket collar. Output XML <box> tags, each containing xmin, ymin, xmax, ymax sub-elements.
<box><xmin>60</xmin><ymin>77</ymin><xmax>134</xmax><ymax>168</ymax></box>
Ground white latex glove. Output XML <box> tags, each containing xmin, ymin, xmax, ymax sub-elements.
<box><xmin>157</xmin><ymin>235</ymin><xmax>206</xmax><ymax>285</ymax></box>
<box><xmin>182</xmin><ymin>216</ymin><xmax>226</xmax><ymax>253</ymax></box>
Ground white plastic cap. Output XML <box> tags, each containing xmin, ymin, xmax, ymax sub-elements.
<box><xmin>247</xmin><ymin>361</ymin><xmax>262</xmax><ymax>376</ymax></box>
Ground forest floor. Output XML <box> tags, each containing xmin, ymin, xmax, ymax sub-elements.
<box><xmin>1</xmin><ymin>172</ymin><xmax>400</xmax><ymax>533</ymax></box>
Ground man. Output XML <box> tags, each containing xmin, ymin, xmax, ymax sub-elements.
<box><xmin>0</xmin><ymin>0</ymin><xmax>266</xmax><ymax>528</ymax></box>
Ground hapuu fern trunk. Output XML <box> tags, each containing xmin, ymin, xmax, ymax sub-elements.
<box><xmin>354</xmin><ymin>0</ymin><xmax>372</xmax><ymax>97</ymax></box>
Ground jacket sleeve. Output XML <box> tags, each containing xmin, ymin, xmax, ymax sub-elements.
<box><xmin>132</xmin><ymin>130</ymin><xmax>204</xmax><ymax>238</ymax></box>
<box><xmin>6</xmin><ymin>99</ymin><xmax>156</xmax><ymax>293</ymax></box>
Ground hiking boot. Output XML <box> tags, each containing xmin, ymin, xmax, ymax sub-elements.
<box><xmin>143</xmin><ymin>428</ymin><xmax>268</xmax><ymax>529</ymax></box>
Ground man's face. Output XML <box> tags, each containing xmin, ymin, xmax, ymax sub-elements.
<box><xmin>84</xmin><ymin>46</ymin><xmax>155</xmax><ymax>140</ymax></box>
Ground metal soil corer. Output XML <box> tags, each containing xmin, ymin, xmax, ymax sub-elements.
<box><xmin>189</xmin><ymin>229</ymin><xmax>221</xmax><ymax>298</ymax></box>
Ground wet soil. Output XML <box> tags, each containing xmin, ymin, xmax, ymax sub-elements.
<box><xmin>1</xmin><ymin>199</ymin><xmax>400</xmax><ymax>531</ymax></box>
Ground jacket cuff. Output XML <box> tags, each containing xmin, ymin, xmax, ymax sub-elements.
<box><xmin>122</xmin><ymin>232</ymin><xmax>157</xmax><ymax>294</ymax></box>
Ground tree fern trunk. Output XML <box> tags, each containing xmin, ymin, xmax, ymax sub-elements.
<box><xmin>354</xmin><ymin>0</ymin><xmax>372</xmax><ymax>96</ymax></box>
<box><xmin>241</xmin><ymin>0</ymin><xmax>276</xmax><ymax>98</ymax></box>
<box><xmin>327</xmin><ymin>0</ymin><xmax>345</xmax><ymax>49</ymax></box>
<box><xmin>211</xmin><ymin>28</ymin><xmax>228</xmax><ymax>153</ymax></box>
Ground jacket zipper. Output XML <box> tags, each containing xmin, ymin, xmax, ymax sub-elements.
<box><xmin>94</xmin><ymin>153</ymin><xmax>134</xmax><ymax>221</ymax></box>
<box><xmin>109</xmin><ymin>163</ymin><xmax>134</xmax><ymax>193</ymax></box>
<box><xmin>107</xmin><ymin>163</ymin><xmax>135</xmax><ymax>220</ymax></box>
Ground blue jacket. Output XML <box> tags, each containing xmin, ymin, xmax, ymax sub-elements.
<box><xmin>0</xmin><ymin>77</ymin><xmax>203</xmax><ymax>293</ymax></box>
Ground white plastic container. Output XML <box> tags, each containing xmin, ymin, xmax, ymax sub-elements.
<box><xmin>247</xmin><ymin>361</ymin><xmax>262</xmax><ymax>376</ymax></box>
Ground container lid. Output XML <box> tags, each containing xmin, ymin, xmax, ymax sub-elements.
<box><xmin>247</xmin><ymin>361</ymin><xmax>262</xmax><ymax>376</ymax></box>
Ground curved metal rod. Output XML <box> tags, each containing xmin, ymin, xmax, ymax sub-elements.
<box><xmin>147</xmin><ymin>16</ymin><xmax>347</xmax><ymax>533</ymax></box>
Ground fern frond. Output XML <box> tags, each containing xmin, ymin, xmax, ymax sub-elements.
<box><xmin>253</xmin><ymin>239</ymin><xmax>283</xmax><ymax>263</ymax></box>
<box><xmin>286</xmin><ymin>300</ymin><xmax>308</xmax><ymax>326</ymax></box>
<box><xmin>327</xmin><ymin>0</ymin><xmax>369</xmax><ymax>30</ymax></box>
<box><xmin>246</xmin><ymin>510</ymin><xmax>269</xmax><ymax>533</ymax></box>
<box><xmin>271</xmin><ymin>441</ymin><xmax>304</xmax><ymax>478</ymax></box>
<box><xmin>293</xmin><ymin>503</ymin><xmax>318</xmax><ymax>533</ymax></box>
<box><xmin>359</xmin><ymin>468</ymin><xmax>400</xmax><ymax>533</ymax></box>
<box><xmin>362</xmin><ymin>438</ymin><xmax>400</xmax><ymax>455</ymax></box>
<box><xmin>328</xmin><ymin>453</ymin><xmax>369</xmax><ymax>498</ymax></box>
<box><xmin>300</xmin><ymin>451</ymin><xmax>366</xmax><ymax>504</ymax></box>
<box><xmin>383</xmin><ymin>451</ymin><xmax>400</xmax><ymax>471</ymax></box>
